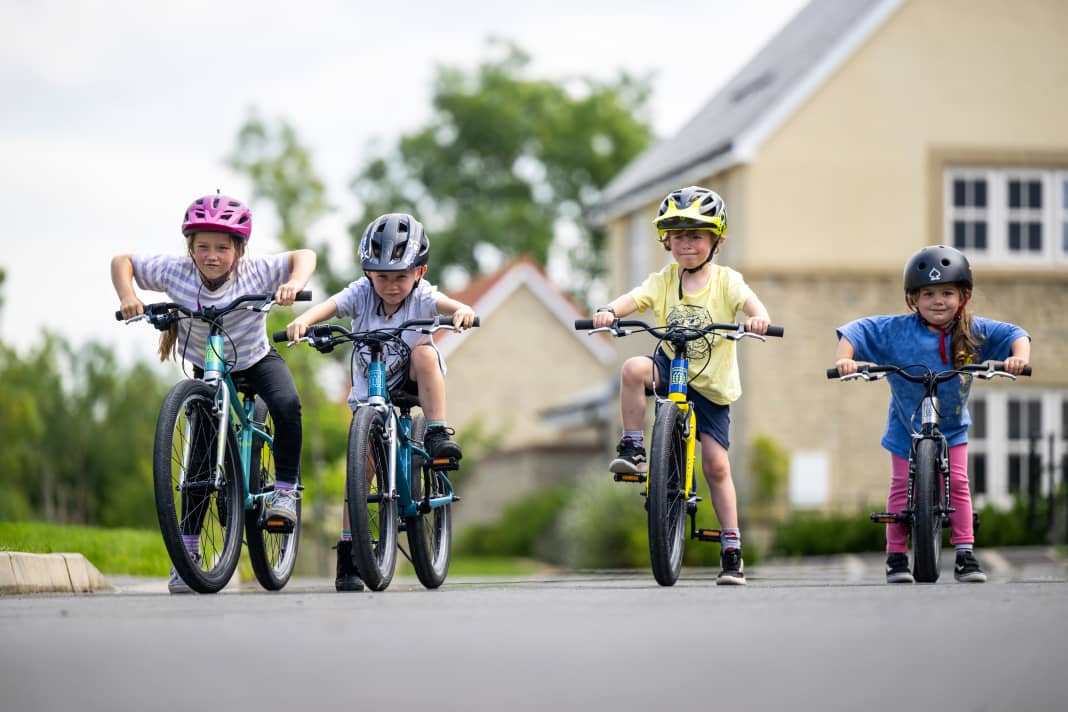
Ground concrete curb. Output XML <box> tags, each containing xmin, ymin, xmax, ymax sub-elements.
<box><xmin>0</xmin><ymin>552</ymin><xmax>114</xmax><ymax>595</ymax></box>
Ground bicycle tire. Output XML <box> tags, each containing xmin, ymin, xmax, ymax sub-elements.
<box><xmin>405</xmin><ymin>414</ymin><xmax>452</xmax><ymax>589</ymax></box>
<box><xmin>912</xmin><ymin>438</ymin><xmax>942</xmax><ymax>583</ymax></box>
<box><xmin>244</xmin><ymin>398</ymin><xmax>300</xmax><ymax>591</ymax></box>
<box><xmin>647</xmin><ymin>403</ymin><xmax>687</xmax><ymax>586</ymax></box>
<box><xmin>153</xmin><ymin>380</ymin><xmax>243</xmax><ymax>593</ymax></box>
<box><xmin>347</xmin><ymin>406</ymin><xmax>398</xmax><ymax>591</ymax></box>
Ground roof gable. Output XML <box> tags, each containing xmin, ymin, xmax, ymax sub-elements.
<box><xmin>598</xmin><ymin>0</ymin><xmax>902</xmax><ymax>219</ymax></box>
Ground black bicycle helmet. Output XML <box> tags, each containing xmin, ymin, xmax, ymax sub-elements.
<box><xmin>358</xmin><ymin>213</ymin><xmax>430</xmax><ymax>272</ymax></box>
<box><xmin>903</xmin><ymin>245</ymin><xmax>973</xmax><ymax>292</ymax></box>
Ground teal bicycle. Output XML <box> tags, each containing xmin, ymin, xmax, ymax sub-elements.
<box><xmin>119</xmin><ymin>291</ymin><xmax>310</xmax><ymax>593</ymax></box>
<box><xmin>278</xmin><ymin>316</ymin><xmax>477</xmax><ymax>590</ymax></box>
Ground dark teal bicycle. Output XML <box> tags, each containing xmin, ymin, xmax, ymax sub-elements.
<box><xmin>119</xmin><ymin>291</ymin><xmax>310</xmax><ymax>593</ymax></box>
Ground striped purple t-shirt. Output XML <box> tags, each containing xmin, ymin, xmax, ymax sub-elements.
<box><xmin>132</xmin><ymin>253</ymin><xmax>289</xmax><ymax>371</ymax></box>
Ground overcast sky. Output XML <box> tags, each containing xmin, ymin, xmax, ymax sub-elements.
<box><xmin>0</xmin><ymin>0</ymin><xmax>806</xmax><ymax>361</ymax></box>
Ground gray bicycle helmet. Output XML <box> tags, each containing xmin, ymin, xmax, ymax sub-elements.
<box><xmin>903</xmin><ymin>245</ymin><xmax>973</xmax><ymax>292</ymax></box>
<box><xmin>358</xmin><ymin>213</ymin><xmax>430</xmax><ymax>272</ymax></box>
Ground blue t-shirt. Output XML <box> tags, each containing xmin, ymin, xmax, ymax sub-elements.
<box><xmin>837</xmin><ymin>314</ymin><xmax>1028</xmax><ymax>458</ymax></box>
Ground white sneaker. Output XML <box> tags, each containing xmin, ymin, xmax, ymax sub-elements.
<box><xmin>265</xmin><ymin>487</ymin><xmax>300</xmax><ymax>526</ymax></box>
<box><xmin>168</xmin><ymin>552</ymin><xmax>201</xmax><ymax>594</ymax></box>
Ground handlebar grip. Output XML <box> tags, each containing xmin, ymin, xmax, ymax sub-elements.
<box><xmin>295</xmin><ymin>291</ymin><xmax>312</xmax><ymax>302</ymax></box>
<box><xmin>471</xmin><ymin>316</ymin><xmax>480</xmax><ymax>328</ymax></box>
<box><xmin>765</xmin><ymin>325</ymin><xmax>784</xmax><ymax>338</ymax></box>
<box><xmin>272</xmin><ymin>331</ymin><xmax>289</xmax><ymax>343</ymax></box>
<box><xmin>1021</xmin><ymin>365</ymin><xmax>1032</xmax><ymax>376</ymax></box>
<box><xmin>826</xmin><ymin>368</ymin><xmax>841</xmax><ymax>379</ymax></box>
<box><xmin>574</xmin><ymin>319</ymin><xmax>595</xmax><ymax>330</ymax></box>
<box><xmin>115</xmin><ymin>311</ymin><xmax>124</xmax><ymax>321</ymax></box>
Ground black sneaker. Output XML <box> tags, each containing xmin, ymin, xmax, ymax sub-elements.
<box><xmin>954</xmin><ymin>549</ymin><xmax>988</xmax><ymax>583</ymax></box>
<box><xmin>424</xmin><ymin>425</ymin><xmax>462</xmax><ymax>461</ymax></box>
<box><xmin>716</xmin><ymin>548</ymin><xmax>746</xmax><ymax>585</ymax></box>
<box><xmin>609</xmin><ymin>438</ymin><xmax>648</xmax><ymax>474</ymax></box>
<box><xmin>886</xmin><ymin>552</ymin><xmax>914</xmax><ymax>583</ymax></box>
<box><xmin>335</xmin><ymin>540</ymin><xmax>364</xmax><ymax>592</ymax></box>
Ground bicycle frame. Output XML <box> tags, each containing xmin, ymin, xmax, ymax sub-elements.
<box><xmin>657</xmin><ymin>345</ymin><xmax>699</xmax><ymax>502</ymax></box>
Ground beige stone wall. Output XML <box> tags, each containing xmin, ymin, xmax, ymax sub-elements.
<box><xmin>445</xmin><ymin>284</ymin><xmax>610</xmax><ymax>451</ymax></box>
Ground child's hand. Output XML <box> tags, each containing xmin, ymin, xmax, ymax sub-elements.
<box><xmin>118</xmin><ymin>296</ymin><xmax>145</xmax><ymax>320</ymax></box>
<box><xmin>451</xmin><ymin>306</ymin><xmax>477</xmax><ymax>330</ymax></box>
<box><xmin>274</xmin><ymin>282</ymin><xmax>302</xmax><ymax>306</ymax></box>
<box><xmin>285</xmin><ymin>321</ymin><xmax>309</xmax><ymax>342</ymax></box>
<box><xmin>1002</xmin><ymin>356</ymin><xmax>1029</xmax><ymax>375</ymax></box>
<box><xmin>744</xmin><ymin>316</ymin><xmax>769</xmax><ymax>335</ymax></box>
<box><xmin>592</xmin><ymin>311</ymin><xmax>616</xmax><ymax>329</ymax></box>
<box><xmin>835</xmin><ymin>358</ymin><xmax>858</xmax><ymax>376</ymax></box>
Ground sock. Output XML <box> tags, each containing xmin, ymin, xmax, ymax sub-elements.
<box><xmin>181</xmin><ymin>534</ymin><xmax>199</xmax><ymax>554</ymax></box>
<box><xmin>623</xmin><ymin>430</ymin><xmax>644</xmax><ymax>446</ymax></box>
<box><xmin>955</xmin><ymin>544</ymin><xmax>973</xmax><ymax>554</ymax></box>
<box><xmin>275</xmin><ymin>480</ymin><xmax>294</xmax><ymax>492</ymax></box>
<box><xmin>427</xmin><ymin>420</ymin><xmax>446</xmax><ymax>430</ymax></box>
<box><xmin>341</xmin><ymin>530</ymin><xmax>352</xmax><ymax>542</ymax></box>
<box><xmin>721</xmin><ymin>528</ymin><xmax>741</xmax><ymax>551</ymax></box>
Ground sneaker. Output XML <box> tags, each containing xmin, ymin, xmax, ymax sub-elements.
<box><xmin>716</xmin><ymin>548</ymin><xmax>746</xmax><ymax>585</ymax></box>
<box><xmin>168</xmin><ymin>552</ymin><xmax>201</xmax><ymax>594</ymax></box>
<box><xmin>886</xmin><ymin>552</ymin><xmax>914</xmax><ymax>584</ymax></box>
<box><xmin>954</xmin><ymin>550</ymin><xmax>988</xmax><ymax>583</ymax></box>
<box><xmin>609</xmin><ymin>438</ymin><xmax>648</xmax><ymax>474</ymax></box>
<box><xmin>265</xmin><ymin>487</ymin><xmax>300</xmax><ymax>526</ymax></box>
<box><xmin>425</xmin><ymin>425</ymin><xmax>462</xmax><ymax>461</ymax></box>
<box><xmin>335</xmin><ymin>540</ymin><xmax>365</xmax><ymax>592</ymax></box>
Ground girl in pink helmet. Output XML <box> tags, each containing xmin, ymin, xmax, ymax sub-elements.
<box><xmin>110</xmin><ymin>193</ymin><xmax>316</xmax><ymax>593</ymax></box>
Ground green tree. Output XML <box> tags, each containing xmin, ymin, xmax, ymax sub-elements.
<box><xmin>349</xmin><ymin>39</ymin><xmax>653</xmax><ymax>296</ymax></box>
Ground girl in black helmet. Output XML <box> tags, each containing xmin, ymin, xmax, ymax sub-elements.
<box><xmin>834</xmin><ymin>245</ymin><xmax>1030</xmax><ymax>584</ymax></box>
<box><xmin>286</xmin><ymin>213</ymin><xmax>476</xmax><ymax>591</ymax></box>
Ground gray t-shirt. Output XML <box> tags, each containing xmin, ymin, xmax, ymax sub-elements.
<box><xmin>330</xmin><ymin>277</ymin><xmax>446</xmax><ymax>407</ymax></box>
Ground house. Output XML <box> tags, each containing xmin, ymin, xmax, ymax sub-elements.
<box><xmin>593</xmin><ymin>0</ymin><xmax>1068</xmax><ymax>511</ymax></box>
<box><xmin>437</xmin><ymin>258</ymin><xmax>614</xmax><ymax>528</ymax></box>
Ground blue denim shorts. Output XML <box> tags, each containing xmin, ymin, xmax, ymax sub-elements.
<box><xmin>646</xmin><ymin>351</ymin><xmax>731</xmax><ymax>450</ymax></box>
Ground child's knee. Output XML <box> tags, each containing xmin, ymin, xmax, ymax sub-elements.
<box><xmin>621</xmin><ymin>357</ymin><xmax>652</xmax><ymax>385</ymax></box>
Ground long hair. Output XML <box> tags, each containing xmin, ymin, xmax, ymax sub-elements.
<box><xmin>906</xmin><ymin>284</ymin><xmax>981</xmax><ymax>367</ymax></box>
<box><xmin>157</xmin><ymin>234</ymin><xmax>245</xmax><ymax>362</ymax></box>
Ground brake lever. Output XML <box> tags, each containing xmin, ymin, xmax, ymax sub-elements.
<box><xmin>841</xmin><ymin>371</ymin><xmax>886</xmax><ymax>382</ymax></box>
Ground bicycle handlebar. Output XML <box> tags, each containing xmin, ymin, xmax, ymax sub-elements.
<box><xmin>574</xmin><ymin>318</ymin><xmax>783</xmax><ymax>339</ymax></box>
<box><xmin>273</xmin><ymin>315</ymin><xmax>480</xmax><ymax>345</ymax></box>
<box><xmin>825</xmin><ymin>362</ymin><xmax>1032</xmax><ymax>380</ymax></box>
<box><xmin>116</xmin><ymin>291</ymin><xmax>312</xmax><ymax>322</ymax></box>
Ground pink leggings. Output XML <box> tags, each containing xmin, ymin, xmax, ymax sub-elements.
<box><xmin>887</xmin><ymin>443</ymin><xmax>973</xmax><ymax>554</ymax></box>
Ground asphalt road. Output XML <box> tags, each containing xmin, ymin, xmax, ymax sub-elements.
<box><xmin>2</xmin><ymin>549</ymin><xmax>1066</xmax><ymax>712</ymax></box>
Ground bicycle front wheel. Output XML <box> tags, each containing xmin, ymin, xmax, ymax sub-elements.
<box><xmin>647</xmin><ymin>403</ymin><xmax>687</xmax><ymax>586</ymax></box>
<box><xmin>244</xmin><ymin>398</ymin><xmax>300</xmax><ymax>591</ymax></box>
<box><xmin>911</xmin><ymin>438</ymin><xmax>943</xmax><ymax>583</ymax></box>
<box><xmin>347</xmin><ymin>406</ymin><xmax>398</xmax><ymax>591</ymax></box>
<box><xmin>405</xmin><ymin>414</ymin><xmax>452</xmax><ymax>589</ymax></box>
<box><xmin>153</xmin><ymin>380</ymin><xmax>243</xmax><ymax>593</ymax></box>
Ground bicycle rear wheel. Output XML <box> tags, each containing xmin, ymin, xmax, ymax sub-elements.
<box><xmin>244</xmin><ymin>398</ymin><xmax>300</xmax><ymax>591</ymax></box>
<box><xmin>347</xmin><ymin>406</ymin><xmax>398</xmax><ymax>591</ymax></box>
<box><xmin>911</xmin><ymin>438</ymin><xmax>943</xmax><ymax>583</ymax></box>
<box><xmin>406</xmin><ymin>414</ymin><xmax>452</xmax><ymax>589</ymax></box>
<box><xmin>647</xmin><ymin>403</ymin><xmax>687</xmax><ymax>586</ymax></box>
<box><xmin>153</xmin><ymin>380</ymin><xmax>243</xmax><ymax>593</ymax></box>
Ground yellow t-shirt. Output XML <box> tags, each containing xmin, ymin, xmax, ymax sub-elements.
<box><xmin>628</xmin><ymin>263</ymin><xmax>754</xmax><ymax>405</ymax></box>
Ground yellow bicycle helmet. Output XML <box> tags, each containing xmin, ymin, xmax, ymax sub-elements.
<box><xmin>653</xmin><ymin>186</ymin><xmax>727</xmax><ymax>237</ymax></box>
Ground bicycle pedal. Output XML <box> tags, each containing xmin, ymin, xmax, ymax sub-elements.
<box><xmin>430</xmin><ymin>457</ymin><xmax>459</xmax><ymax>471</ymax></box>
<box><xmin>263</xmin><ymin>517</ymin><xmax>295</xmax><ymax>533</ymax></box>
<box><xmin>871</xmin><ymin>512</ymin><xmax>904</xmax><ymax>524</ymax></box>
<box><xmin>694</xmin><ymin>528</ymin><xmax>721</xmax><ymax>542</ymax></box>
<box><xmin>613</xmin><ymin>472</ymin><xmax>647</xmax><ymax>483</ymax></box>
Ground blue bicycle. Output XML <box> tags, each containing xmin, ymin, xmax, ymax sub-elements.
<box><xmin>278</xmin><ymin>316</ymin><xmax>477</xmax><ymax>590</ymax></box>
<box><xmin>119</xmin><ymin>291</ymin><xmax>310</xmax><ymax>593</ymax></box>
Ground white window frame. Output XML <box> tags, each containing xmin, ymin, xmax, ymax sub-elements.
<box><xmin>944</xmin><ymin>167</ymin><xmax>1068</xmax><ymax>267</ymax></box>
<box><xmin>970</xmin><ymin>388</ymin><xmax>1068</xmax><ymax>510</ymax></box>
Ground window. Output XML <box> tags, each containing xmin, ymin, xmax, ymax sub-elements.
<box><xmin>969</xmin><ymin>389</ymin><xmax>1068</xmax><ymax>509</ymax></box>
<box><xmin>944</xmin><ymin>167</ymin><xmax>1068</xmax><ymax>265</ymax></box>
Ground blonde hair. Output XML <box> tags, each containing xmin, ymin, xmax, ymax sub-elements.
<box><xmin>906</xmin><ymin>284</ymin><xmax>981</xmax><ymax>367</ymax></box>
<box><xmin>158</xmin><ymin>234</ymin><xmax>245</xmax><ymax>362</ymax></box>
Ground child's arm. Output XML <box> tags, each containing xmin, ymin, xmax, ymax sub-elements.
<box><xmin>1003</xmin><ymin>335</ymin><xmax>1031</xmax><ymax>375</ymax></box>
<box><xmin>591</xmin><ymin>295</ymin><xmax>638</xmax><ymax>328</ymax></box>
<box><xmin>741</xmin><ymin>294</ymin><xmax>770</xmax><ymax>336</ymax></box>
<box><xmin>435</xmin><ymin>294</ymin><xmax>477</xmax><ymax>329</ymax></box>
<box><xmin>285</xmin><ymin>299</ymin><xmax>339</xmax><ymax>341</ymax></box>
<box><xmin>111</xmin><ymin>254</ymin><xmax>144</xmax><ymax>319</ymax></box>
<box><xmin>275</xmin><ymin>249</ymin><xmax>317</xmax><ymax>306</ymax></box>
<box><xmin>834</xmin><ymin>336</ymin><xmax>858</xmax><ymax>376</ymax></box>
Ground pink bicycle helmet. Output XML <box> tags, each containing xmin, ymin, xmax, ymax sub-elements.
<box><xmin>181</xmin><ymin>194</ymin><xmax>252</xmax><ymax>241</ymax></box>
